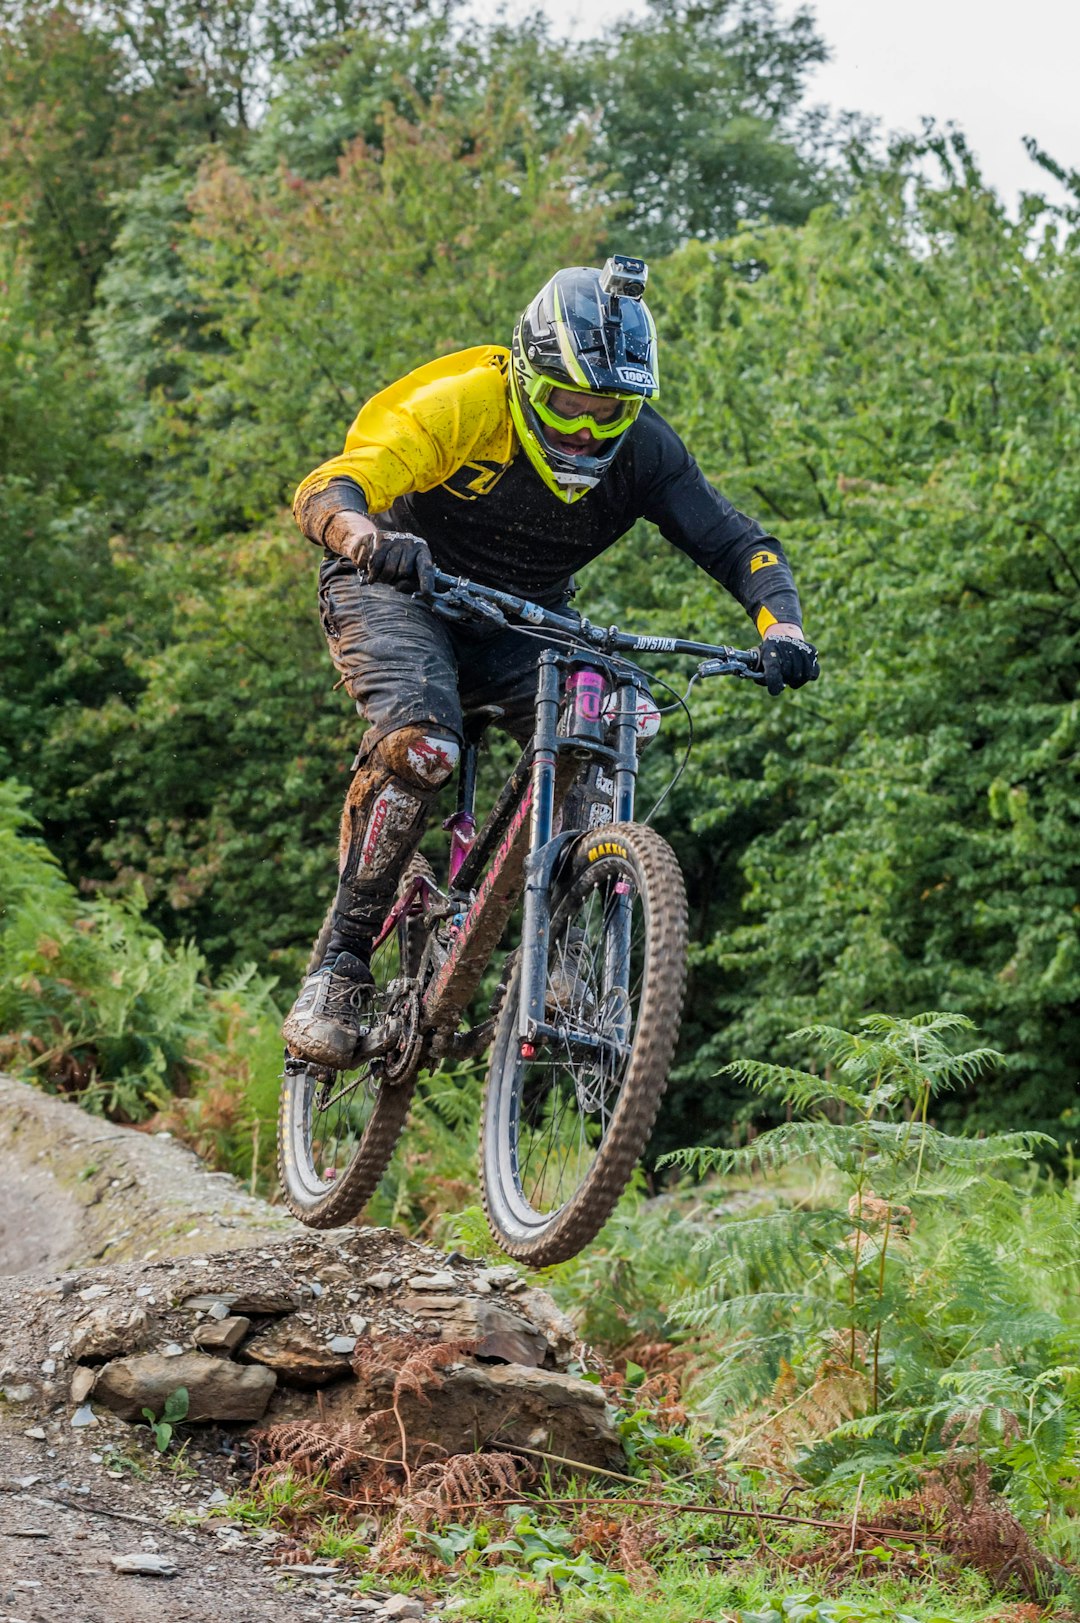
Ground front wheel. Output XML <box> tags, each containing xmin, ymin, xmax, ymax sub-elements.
<box><xmin>481</xmin><ymin>822</ymin><xmax>688</xmax><ymax>1267</ymax></box>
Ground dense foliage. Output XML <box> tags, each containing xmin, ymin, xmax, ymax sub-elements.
<box><xmin>1</xmin><ymin>0</ymin><xmax>1076</xmax><ymax>1154</ymax></box>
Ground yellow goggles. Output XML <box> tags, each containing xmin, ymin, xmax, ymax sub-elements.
<box><xmin>527</xmin><ymin>379</ymin><xmax>644</xmax><ymax>440</ymax></box>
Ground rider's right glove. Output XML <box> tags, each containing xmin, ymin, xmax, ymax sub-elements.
<box><xmin>760</xmin><ymin>635</ymin><xmax>820</xmax><ymax>697</ymax></box>
<box><xmin>364</xmin><ymin>530</ymin><xmax>435</xmax><ymax>594</ymax></box>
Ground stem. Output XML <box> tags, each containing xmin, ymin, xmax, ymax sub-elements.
<box><xmin>250</xmin><ymin>1116</ymin><xmax>260</xmax><ymax>1196</ymax></box>
<box><xmin>872</xmin><ymin>1211</ymin><xmax>893</xmax><ymax>1411</ymax></box>
<box><xmin>849</xmin><ymin>1473</ymin><xmax>865</xmax><ymax>1555</ymax></box>
<box><xmin>911</xmin><ymin>1083</ymin><xmax>931</xmax><ymax>1193</ymax></box>
<box><xmin>504</xmin><ymin>1444</ymin><xmax>644</xmax><ymax>1487</ymax></box>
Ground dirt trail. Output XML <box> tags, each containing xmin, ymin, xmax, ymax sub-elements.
<box><xmin>0</xmin><ymin>1077</ymin><xmax>592</xmax><ymax>1623</ymax></box>
<box><xmin>0</xmin><ymin>1077</ymin><xmax>381</xmax><ymax>1620</ymax></box>
<box><xmin>0</xmin><ymin>1075</ymin><xmax>288</xmax><ymax>1278</ymax></box>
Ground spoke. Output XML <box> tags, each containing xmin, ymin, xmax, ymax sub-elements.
<box><xmin>511</xmin><ymin>862</ymin><xmax>645</xmax><ymax>1216</ymax></box>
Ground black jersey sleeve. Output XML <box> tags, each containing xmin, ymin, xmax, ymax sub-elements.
<box><xmin>636</xmin><ymin>409</ymin><xmax>803</xmax><ymax>634</ymax></box>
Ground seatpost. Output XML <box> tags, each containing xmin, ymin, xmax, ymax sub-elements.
<box><xmin>444</xmin><ymin>742</ymin><xmax>478</xmax><ymax>884</ymax></box>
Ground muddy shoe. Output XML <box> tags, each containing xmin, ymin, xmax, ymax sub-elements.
<box><xmin>282</xmin><ymin>952</ymin><xmax>373</xmax><ymax>1070</ymax></box>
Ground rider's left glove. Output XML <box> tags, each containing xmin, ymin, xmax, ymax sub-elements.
<box><xmin>365</xmin><ymin>530</ymin><xmax>435</xmax><ymax>594</ymax></box>
<box><xmin>760</xmin><ymin>634</ymin><xmax>820</xmax><ymax>697</ymax></box>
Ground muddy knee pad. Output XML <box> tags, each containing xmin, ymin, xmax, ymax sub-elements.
<box><xmin>327</xmin><ymin>727</ymin><xmax>460</xmax><ymax>960</ymax></box>
<box><xmin>378</xmin><ymin>726</ymin><xmax>460</xmax><ymax>793</ymax></box>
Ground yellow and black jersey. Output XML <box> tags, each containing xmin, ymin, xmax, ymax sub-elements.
<box><xmin>293</xmin><ymin>345</ymin><xmax>801</xmax><ymax>633</ymax></box>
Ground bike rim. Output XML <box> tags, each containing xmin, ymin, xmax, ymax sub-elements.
<box><xmin>500</xmin><ymin>859</ymin><xmax>646</xmax><ymax>1225</ymax></box>
<box><xmin>286</xmin><ymin>929</ymin><xmax>403</xmax><ymax>1201</ymax></box>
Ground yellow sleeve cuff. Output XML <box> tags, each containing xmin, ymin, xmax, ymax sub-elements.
<box><xmin>755</xmin><ymin>606</ymin><xmax>778</xmax><ymax>636</ymax></box>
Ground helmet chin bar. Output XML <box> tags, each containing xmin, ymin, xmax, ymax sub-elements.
<box><xmin>528</xmin><ymin>399</ymin><xmax>624</xmax><ymax>498</ymax></box>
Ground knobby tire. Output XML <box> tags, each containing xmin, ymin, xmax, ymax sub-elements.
<box><xmin>277</xmin><ymin>856</ymin><xmax>432</xmax><ymax>1229</ymax></box>
<box><xmin>480</xmin><ymin>821</ymin><xmax>688</xmax><ymax>1267</ymax></box>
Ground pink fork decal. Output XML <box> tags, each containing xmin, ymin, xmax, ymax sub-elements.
<box><xmin>567</xmin><ymin>668</ymin><xmax>604</xmax><ymax>724</ymax></box>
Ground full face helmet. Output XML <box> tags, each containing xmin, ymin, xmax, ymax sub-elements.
<box><xmin>508</xmin><ymin>255</ymin><xmax>659</xmax><ymax>503</ymax></box>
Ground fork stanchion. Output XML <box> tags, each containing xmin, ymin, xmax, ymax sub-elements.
<box><xmin>518</xmin><ymin>652</ymin><xmax>563</xmax><ymax>1046</ymax></box>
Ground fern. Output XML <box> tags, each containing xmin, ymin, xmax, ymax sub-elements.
<box><xmin>660</xmin><ymin>1010</ymin><xmax>1080</xmax><ymax>1529</ymax></box>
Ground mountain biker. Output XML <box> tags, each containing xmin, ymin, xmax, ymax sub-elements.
<box><xmin>283</xmin><ymin>256</ymin><xmax>819</xmax><ymax>1069</ymax></box>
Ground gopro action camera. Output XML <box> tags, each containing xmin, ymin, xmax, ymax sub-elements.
<box><xmin>599</xmin><ymin>255</ymin><xmax>649</xmax><ymax>300</ymax></box>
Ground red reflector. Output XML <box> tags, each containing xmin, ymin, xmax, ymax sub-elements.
<box><xmin>520</xmin><ymin>1042</ymin><xmax>536</xmax><ymax>1059</ymax></box>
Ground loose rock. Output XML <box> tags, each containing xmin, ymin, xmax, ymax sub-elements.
<box><xmin>69</xmin><ymin>1367</ymin><xmax>96</xmax><ymax>1403</ymax></box>
<box><xmin>70</xmin><ymin>1302</ymin><xmax>151</xmax><ymax>1362</ymax></box>
<box><xmin>110</xmin><ymin>1553</ymin><xmax>178</xmax><ymax>1578</ymax></box>
<box><xmin>194</xmin><ymin>1315</ymin><xmax>250</xmax><ymax>1354</ymax></box>
<box><xmin>382</xmin><ymin>1596</ymin><xmax>426</xmax><ymax>1620</ymax></box>
<box><xmin>407</xmin><ymin>1271</ymin><xmax>456</xmax><ymax>1291</ymax></box>
<box><xmin>95</xmin><ymin>1352</ymin><xmax>276</xmax><ymax>1422</ymax></box>
<box><xmin>241</xmin><ymin>1322</ymin><xmax>353</xmax><ymax>1387</ymax></box>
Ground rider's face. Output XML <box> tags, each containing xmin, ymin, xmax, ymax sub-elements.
<box><xmin>540</xmin><ymin>388</ymin><xmax>623</xmax><ymax>456</ymax></box>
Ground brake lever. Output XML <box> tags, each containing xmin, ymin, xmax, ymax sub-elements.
<box><xmin>696</xmin><ymin>656</ymin><xmax>767</xmax><ymax>685</ymax></box>
<box><xmin>428</xmin><ymin>586</ymin><xmax>508</xmax><ymax>629</ymax></box>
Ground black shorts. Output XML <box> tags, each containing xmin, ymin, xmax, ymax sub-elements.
<box><xmin>317</xmin><ymin>558</ymin><xmax>573</xmax><ymax>755</ymax></box>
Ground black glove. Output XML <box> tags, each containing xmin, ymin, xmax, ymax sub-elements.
<box><xmin>365</xmin><ymin>530</ymin><xmax>435</xmax><ymax>593</ymax></box>
<box><xmin>760</xmin><ymin>634</ymin><xmax>820</xmax><ymax>697</ymax></box>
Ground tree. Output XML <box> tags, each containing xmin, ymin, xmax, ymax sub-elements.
<box><xmin>62</xmin><ymin>94</ymin><xmax>611</xmax><ymax>962</ymax></box>
<box><xmin>638</xmin><ymin>135</ymin><xmax>1080</xmax><ymax>1144</ymax></box>
<box><xmin>252</xmin><ymin>0</ymin><xmax>836</xmax><ymax>254</ymax></box>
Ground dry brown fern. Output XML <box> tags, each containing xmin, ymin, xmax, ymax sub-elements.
<box><xmin>892</xmin><ymin>1460</ymin><xmax>1055</xmax><ymax>1598</ymax></box>
<box><xmin>393</xmin><ymin>1339</ymin><xmax>478</xmax><ymax>1404</ymax></box>
<box><xmin>352</xmin><ymin>1334</ymin><xmax>431</xmax><ymax>1385</ymax></box>
<box><xmin>255</xmin><ymin>1418</ymin><xmax>383</xmax><ymax>1488</ymax></box>
<box><xmin>617</xmin><ymin>1516</ymin><xmax>661</xmax><ymax>1591</ymax></box>
<box><xmin>378</xmin><ymin>1450</ymin><xmax>526</xmax><ymax>1540</ymax></box>
<box><xmin>351</xmin><ymin>1333</ymin><xmax>477</xmax><ymax>1395</ymax></box>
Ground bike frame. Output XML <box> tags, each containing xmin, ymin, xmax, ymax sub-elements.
<box><xmin>367</xmin><ymin>569</ymin><xmax>762</xmax><ymax>1063</ymax></box>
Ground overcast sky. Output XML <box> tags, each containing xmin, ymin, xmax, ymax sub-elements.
<box><xmin>509</xmin><ymin>0</ymin><xmax>1079</xmax><ymax>213</ymax></box>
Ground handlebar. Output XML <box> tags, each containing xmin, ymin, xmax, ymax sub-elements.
<box><xmin>422</xmin><ymin>566</ymin><xmax>766</xmax><ymax>684</ymax></box>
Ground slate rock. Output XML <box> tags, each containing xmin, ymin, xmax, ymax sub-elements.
<box><xmin>95</xmin><ymin>1352</ymin><xmax>276</xmax><ymax>1422</ymax></box>
<box><xmin>194</xmin><ymin>1315</ymin><xmax>250</xmax><ymax>1355</ymax></box>
<box><xmin>110</xmin><ymin>1553</ymin><xmax>178</xmax><ymax>1578</ymax></box>
<box><xmin>240</xmin><ymin>1322</ymin><xmax>353</xmax><ymax>1387</ymax></box>
<box><xmin>70</xmin><ymin>1303</ymin><xmax>152</xmax><ymax>1362</ymax></box>
<box><xmin>475</xmin><ymin>1330</ymin><xmax>545</xmax><ymax>1368</ymax></box>
<box><xmin>70</xmin><ymin>1367</ymin><xmax>96</xmax><ymax>1404</ymax></box>
<box><xmin>382</xmin><ymin>1596</ymin><xmax>426</xmax><ymax>1619</ymax></box>
<box><xmin>407</xmin><ymin>1271</ymin><xmax>456</xmax><ymax>1291</ymax></box>
<box><xmin>355</xmin><ymin>1361</ymin><xmax>623</xmax><ymax>1471</ymax></box>
<box><xmin>182</xmin><ymin>1289</ymin><xmax>302</xmax><ymax>1315</ymax></box>
<box><xmin>401</xmin><ymin>1296</ymin><xmax>549</xmax><ymax>1364</ymax></box>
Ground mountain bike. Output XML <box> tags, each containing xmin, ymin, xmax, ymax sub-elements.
<box><xmin>278</xmin><ymin>568</ymin><xmax>764</xmax><ymax>1267</ymax></box>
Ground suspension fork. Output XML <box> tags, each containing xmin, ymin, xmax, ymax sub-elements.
<box><xmin>603</xmin><ymin>679</ymin><xmax>641</xmax><ymax>1041</ymax></box>
<box><xmin>517</xmin><ymin>658</ymin><xmax>642</xmax><ymax>1047</ymax></box>
<box><xmin>518</xmin><ymin>652</ymin><xmax>562</xmax><ymax>1044</ymax></box>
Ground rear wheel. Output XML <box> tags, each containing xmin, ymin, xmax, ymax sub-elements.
<box><xmin>277</xmin><ymin>857</ymin><xmax>432</xmax><ymax>1229</ymax></box>
<box><xmin>481</xmin><ymin>822</ymin><xmax>687</xmax><ymax>1267</ymax></box>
